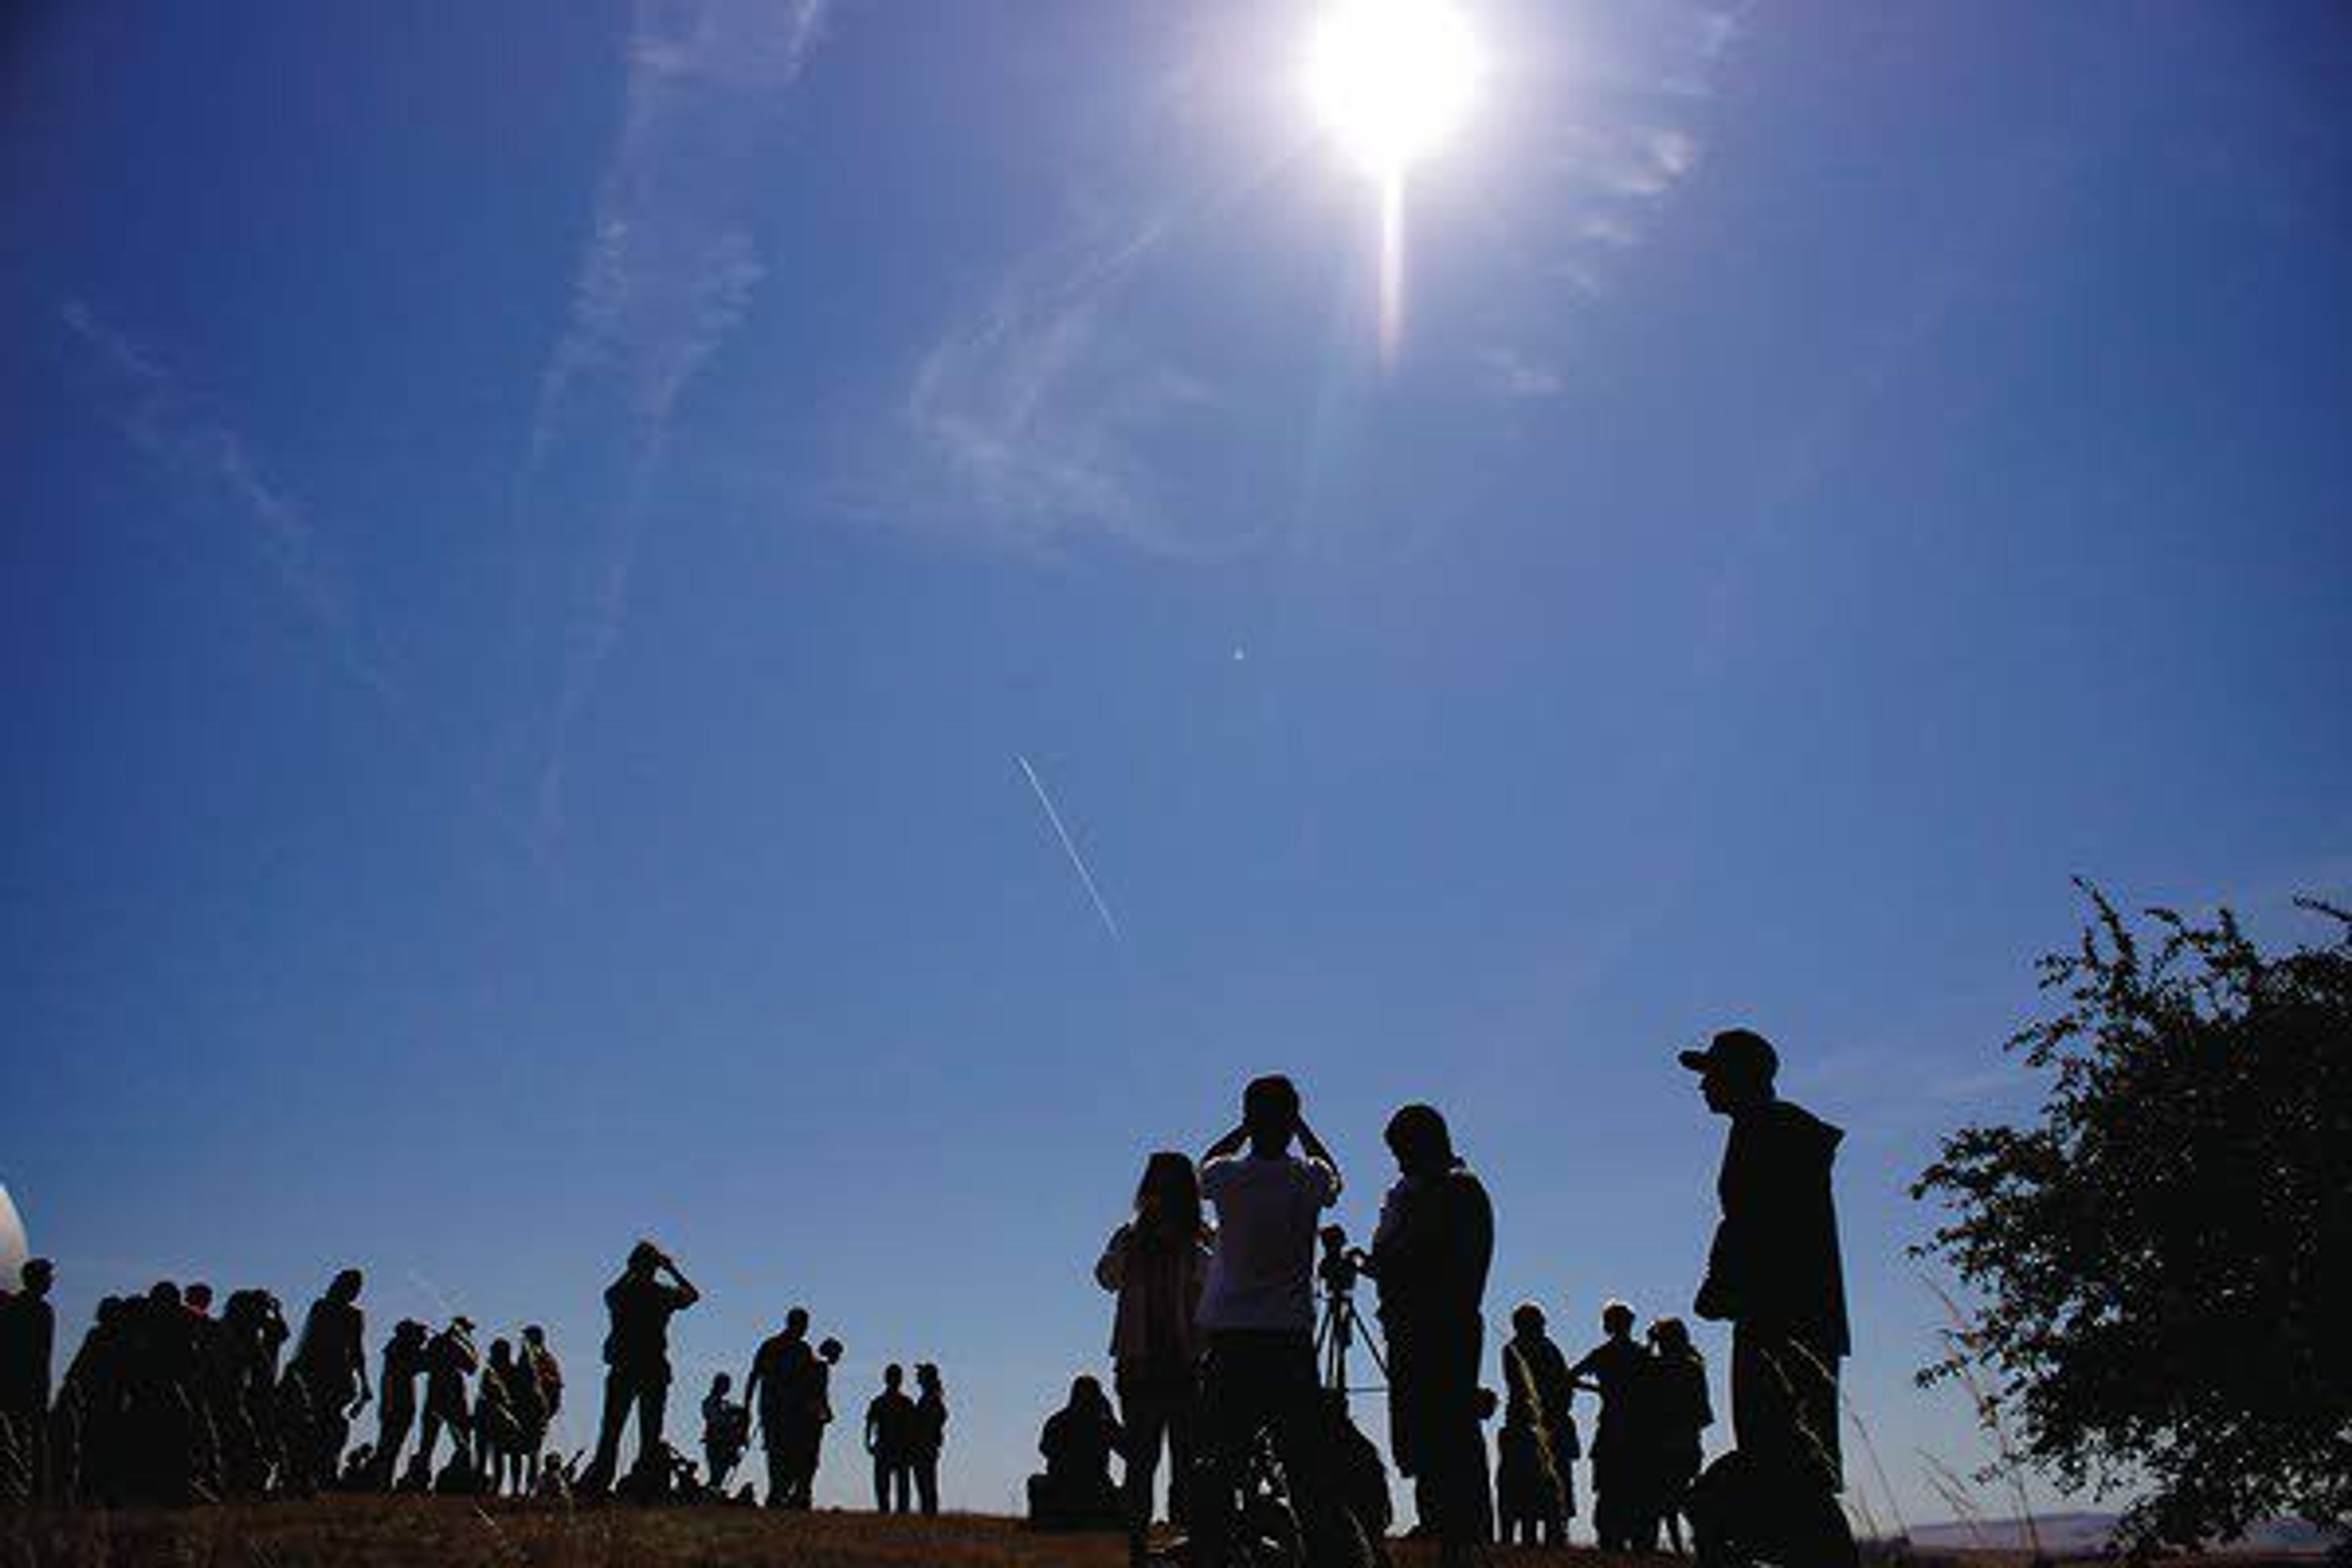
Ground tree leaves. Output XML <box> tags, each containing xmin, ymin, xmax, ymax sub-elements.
<box><xmin>1912</xmin><ymin>886</ymin><xmax>2352</xmax><ymax>1555</ymax></box>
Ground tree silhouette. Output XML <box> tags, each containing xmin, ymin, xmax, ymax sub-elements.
<box><xmin>1913</xmin><ymin>883</ymin><xmax>2351</xmax><ymax>1555</ymax></box>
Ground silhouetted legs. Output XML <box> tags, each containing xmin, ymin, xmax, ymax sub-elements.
<box><xmin>1192</xmin><ymin>1333</ymin><xmax>1352</xmax><ymax>1568</ymax></box>
<box><xmin>1116</xmin><ymin>1369</ymin><xmax>1197</xmax><ymax>1553</ymax></box>
<box><xmin>584</xmin><ymin>1369</ymin><xmax>666</xmax><ymax>1490</ymax></box>
<box><xmin>1730</xmin><ymin>1329</ymin><xmax>1856</xmax><ymax>1568</ymax></box>
<box><xmin>913</xmin><ymin>1453</ymin><xmax>940</xmax><ymax>1515</ymax></box>
<box><xmin>1387</xmin><ymin>1319</ymin><xmax>1488</xmax><ymax>1553</ymax></box>
<box><xmin>874</xmin><ymin>1455</ymin><xmax>913</xmax><ymax>1513</ymax></box>
<box><xmin>372</xmin><ymin>1397</ymin><xmax>414</xmax><ymax>1488</ymax></box>
<box><xmin>765</xmin><ymin>1422</ymin><xmax>819</xmax><ymax>1509</ymax></box>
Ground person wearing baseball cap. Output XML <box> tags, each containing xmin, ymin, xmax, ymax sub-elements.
<box><xmin>1681</xmin><ymin>1028</ymin><xmax>1857</xmax><ymax>1568</ymax></box>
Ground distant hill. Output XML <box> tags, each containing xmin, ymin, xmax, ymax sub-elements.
<box><xmin>1905</xmin><ymin>1510</ymin><xmax>2342</xmax><ymax>1557</ymax></box>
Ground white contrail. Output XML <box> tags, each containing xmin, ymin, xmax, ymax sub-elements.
<box><xmin>1016</xmin><ymin>753</ymin><xmax>1123</xmax><ymax>943</ymax></box>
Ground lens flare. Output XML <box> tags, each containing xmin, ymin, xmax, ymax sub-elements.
<box><xmin>1306</xmin><ymin>0</ymin><xmax>1482</xmax><ymax>179</ymax></box>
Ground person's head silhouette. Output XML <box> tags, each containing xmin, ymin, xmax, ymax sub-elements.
<box><xmin>1136</xmin><ymin>1150</ymin><xmax>1203</xmax><ymax>1238</ymax></box>
<box><xmin>522</xmin><ymin>1324</ymin><xmax>547</xmax><ymax>1349</ymax></box>
<box><xmin>1601</xmin><ymin>1299</ymin><xmax>1635</xmax><ymax>1339</ymax></box>
<box><xmin>1384</xmin><ymin>1102</ymin><xmax>1457</xmax><ymax>1177</ymax></box>
<box><xmin>1510</xmin><ymin>1300</ymin><xmax>1546</xmax><ymax>1338</ymax></box>
<box><xmin>1070</xmin><ymin>1374</ymin><xmax>1105</xmax><ymax>1412</ymax></box>
<box><xmin>19</xmin><ymin>1257</ymin><xmax>52</xmax><ymax>1298</ymax></box>
<box><xmin>328</xmin><ymin>1268</ymin><xmax>364</xmax><ymax>1305</ymax></box>
<box><xmin>1648</xmin><ymin>1316</ymin><xmax>1693</xmax><ymax>1357</ymax></box>
<box><xmin>785</xmin><ymin>1306</ymin><xmax>810</xmax><ymax>1338</ymax></box>
<box><xmin>916</xmin><ymin>1363</ymin><xmax>941</xmax><ymax>1395</ymax></box>
<box><xmin>883</xmin><ymin>1363</ymin><xmax>904</xmax><ymax>1390</ymax></box>
<box><xmin>1679</xmin><ymin>1028</ymin><xmax>1779</xmax><ymax>1116</ymax></box>
<box><xmin>185</xmin><ymin>1282</ymin><xmax>214</xmax><ymax>1314</ymax></box>
<box><xmin>627</xmin><ymin>1241</ymin><xmax>664</xmax><ymax>1276</ymax></box>
<box><xmin>491</xmin><ymin>1337</ymin><xmax>514</xmax><ymax>1368</ymax></box>
<box><xmin>1243</xmin><ymin>1074</ymin><xmax>1302</xmax><ymax>1154</ymax></box>
<box><xmin>710</xmin><ymin>1371</ymin><xmax>732</xmax><ymax>1395</ymax></box>
<box><xmin>818</xmin><ymin>1338</ymin><xmax>843</xmax><ymax>1365</ymax></box>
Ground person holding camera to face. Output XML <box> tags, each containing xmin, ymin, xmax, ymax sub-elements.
<box><xmin>580</xmin><ymin>1240</ymin><xmax>699</xmax><ymax>1494</ymax></box>
<box><xmin>1191</xmin><ymin>1075</ymin><xmax>1362</xmax><ymax>1568</ymax></box>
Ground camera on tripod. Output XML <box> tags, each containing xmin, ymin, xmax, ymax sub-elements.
<box><xmin>1313</xmin><ymin>1224</ymin><xmax>1384</xmax><ymax>1395</ymax></box>
<box><xmin>1317</xmin><ymin>1224</ymin><xmax>1363</xmax><ymax>1298</ymax></box>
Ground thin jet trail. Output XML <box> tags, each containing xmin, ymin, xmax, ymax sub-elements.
<box><xmin>1016</xmin><ymin>753</ymin><xmax>1123</xmax><ymax>943</ymax></box>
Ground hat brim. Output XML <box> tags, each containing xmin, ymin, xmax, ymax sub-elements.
<box><xmin>1676</xmin><ymin>1049</ymin><xmax>1714</xmax><ymax>1072</ymax></box>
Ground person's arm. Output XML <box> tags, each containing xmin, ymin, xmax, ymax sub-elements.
<box><xmin>1363</xmin><ymin>1185</ymin><xmax>1405</xmax><ymax>1276</ymax></box>
<box><xmin>1095</xmin><ymin>1225</ymin><xmax>1131</xmax><ymax>1292</ymax></box>
<box><xmin>664</xmin><ymin>1257</ymin><xmax>701</xmax><ymax>1308</ymax></box>
<box><xmin>350</xmin><ymin>1318</ymin><xmax>372</xmax><ymax>1406</ymax></box>
<box><xmin>1202</xmin><ymin>1121</ymin><xmax>1249</xmax><ymax>1163</ymax></box>
<box><xmin>865</xmin><ymin>1401</ymin><xmax>880</xmax><ymax>1453</ymax></box>
<box><xmin>1296</xmin><ymin>1118</ymin><xmax>1344</xmax><ymax>1200</ymax></box>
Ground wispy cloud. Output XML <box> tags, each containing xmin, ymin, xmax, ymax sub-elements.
<box><xmin>898</xmin><ymin>219</ymin><xmax>1256</xmax><ymax>561</ymax></box>
<box><xmin>1461</xmin><ymin>1</ymin><xmax>1736</xmax><ymax>390</ymax></box>
<box><xmin>1478</xmin><ymin>346</ymin><xmax>1564</xmax><ymax>399</ymax></box>
<box><xmin>525</xmin><ymin>0</ymin><xmax>826</xmax><ymax>844</ymax></box>
<box><xmin>58</xmin><ymin>300</ymin><xmax>392</xmax><ymax>698</ymax></box>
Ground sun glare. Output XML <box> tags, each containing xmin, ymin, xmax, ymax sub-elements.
<box><xmin>1306</xmin><ymin>0</ymin><xmax>1482</xmax><ymax>180</ymax></box>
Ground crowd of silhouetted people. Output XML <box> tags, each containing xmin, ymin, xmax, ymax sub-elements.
<box><xmin>7</xmin><ymin>1027</ymin><xmax>1854</xmax><ymax>1568</ymax></box>
<box><xmin>0</xmin><ymin>1238</ymin><xmax>948</xmax><ymax>1515</ymax></box>
<box><xmin>1040</xmin><ymin>1031</ymin><xmax>1855</xmax><ymax>1568</ymax></box>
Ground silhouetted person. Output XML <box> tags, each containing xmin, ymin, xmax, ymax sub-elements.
<box><xmin>0</xmin><ymin>1257</ymin><xmax>56</xmax><ymax>1503</ymax></box>
<box><xmin>1500</xmin><ymin>1302</ymin><xmax>1578</xmax><ymax>1536</ymax></box>
<box><xmin>119</xmin><ymin>1281</ymin><xmax>203</xmax><ymax>1503</ymax></box>
<box><xmin>1191</xmin><ymin>1074</ymin><xmax>1355</xmax><ymax>1568</ymax></box>
<box><xmin>216</xmin><ymin>1289</ymin><xmax>287</xmax><ymax>1496</ymax></box>
<box><xmin>865</xmin><ymin>1363</ymin><xmax>918</xmax><ymax>1513</ymax></box>
<box><xmin>478</xmin><ymin>1336</ymin><xmax>538</xmax><ymax>1496</ymax></box>
<box><xmin>581</xmin><ymin>1240</ymin><xmax>698</xmax><ymax>1493</ymax></box>
<box><xmin>1360</xmin><ymin>1104</ymin><xmax>1493</xmax><ymax>1561</ymax></box>
<box><xmin>1028</xmin><ymin>1375</ymin><xmax>1125</xmax><ymax>1529</ymax></box>
<box><xmin>1683</xmin><ymin>1028</ymin><xmax>1857</xmax><ymax>1568</ymax></box>
<box><xmin>521</xmin><ymin>1324</ymin><xmax>561</xmax><ymax>1488</ymax></box>
<box><xmin>178</xmin><ymin>1281</ymin><xmax>233</xmax><ymax>1499</ymax></box>
<box><xmin>413</xmin><ymin>1317</ymin><xmax>478</xmax><ymax>1484</ymax></box>
<box><xmin>373</xmin><ymin>1319</ymin><xmax>428</xmax><ymax>1489</ymax></box>
<box><xmin>747</xmin><ymin>1307</ymin><xmax>816</xmax><ymax>1508</ymax></box>
<box><xmin>506</xmin><ymin>1332</ymin><xmax>550</xmax><ymax>1493</ymax></box>
<box><xmin>283</xmin><ymin>1268</ymin><xmax>369</xmax><ymax>1494</ymax></box>
<box><xmin>801</xmin><ymin>1338</ymin><xmax>843</xmax><ymax>1502</ymax></box>
<box><xmin>1572</xmin><ymin>1300</ymin><xmax>1658</xmax><ymax>1551</ymax></box>
<box><xmin>1647</xmin><ymin>1316</ymin><xmax>1713</xmax><ymax>1553</ymax></box>
<box><xmin>911</xmin><ymin>1363</ymin><xmax>948</xmax><ymax>1516</ymax></box>
<box><xmin>55</xmin><ymin>1295</ymin><xmax>131</xmax><ymax>1504</ymax></box>
<box><xmin>701</xmin><ymin>1373</ymin><xmax>748</xmax><ymax>1494</ymax></box>
<box><xmin>1096</xmin><ymin>1150</ymin><xmax>1212</xmax><ymax>1562</ymax></box>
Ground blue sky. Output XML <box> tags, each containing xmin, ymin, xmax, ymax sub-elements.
<box><xmin>4</xmin><ymin>0</ymin><xmax>2348</xmax><ymax>1528</ymax></box>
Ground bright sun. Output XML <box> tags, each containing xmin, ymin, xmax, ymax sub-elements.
<box><xmin>1306</xmin><ymin>0</ymin><xmax>1482</xmax><ymax>179</ymax></box>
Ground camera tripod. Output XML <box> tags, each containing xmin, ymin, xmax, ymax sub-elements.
<box><xmin>1314</xmin><ymin>1272</ymin><xmax>1388</xmax><ymax>1396</ymax></box>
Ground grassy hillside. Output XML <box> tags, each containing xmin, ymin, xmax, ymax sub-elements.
<box><xmin>4</xmin><ymin>1499</ymin><xmax>2324</xmax><ymax>1568</ymax></box>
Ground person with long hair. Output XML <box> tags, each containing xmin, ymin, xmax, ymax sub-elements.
<box><xmin>1646</xmin><ymin>1316</ymin><xmax>1713</xmax><ymax>1553</ymax></box>
<box><xmin>1096</xmin><ymin>1150</ymin><xmax>1212</xmax><ymax>1566</ymax></box>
